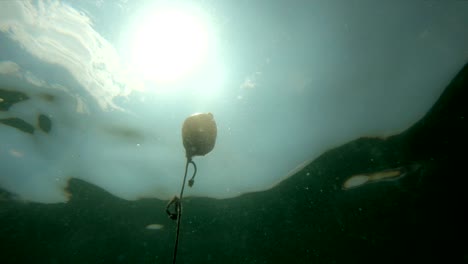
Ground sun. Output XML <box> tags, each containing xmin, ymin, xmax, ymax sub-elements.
<box><xmin>130</xmin><ymin>8</ymin><xmax>210</xmax><ymax>83</ymax></box>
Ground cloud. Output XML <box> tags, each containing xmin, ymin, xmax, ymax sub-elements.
<box><xmin>0</xmin><ymin>61</ymin><xmax>20</xmax><ymax>75</ymax></box>
<box><xmin>0</xmin><ymin>60</ymin><xmax>44</xmax><ymax>87</ymax></box>
<box><xmin>23</xmin><ymin>70</ymin><xmax>46</xmax><ymax>87</ymax></box>
<box><xmin>0</xmin><ymin>60</ymin><xmax>90</xmax><ymax>114</ymax></box>
<box><xmin>240</xmin><ymin>71</ymin><xmax>261</xmax><ymax>89</ymax></box>
<box><xmin>240</xmin><ymin>77</ymin><xmax>256</xmax><ymax>89</ymax></box>
<box><xmin>0</xmin><ymin>1</ymin><xmax>131</xmax><ymax>109</ymax></box>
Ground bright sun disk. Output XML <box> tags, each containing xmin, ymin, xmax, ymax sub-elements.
<box><xmin>131</xmin><ymin>9</ymin><xmax>210</xmax><ymax>83</ymax></box>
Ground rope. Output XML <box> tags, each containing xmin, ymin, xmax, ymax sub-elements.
<box><xmin>188</xmin><ymin>160</ymin><xmax>197</xmax><ymax>187</ymax></box>
<box><xmin>167</xmin><ymin>158</ymin><xmax>197</xmax><ymax>264</ymax></box>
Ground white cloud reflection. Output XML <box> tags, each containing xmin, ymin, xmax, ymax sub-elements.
<box><xmin>0</xmin><ymin>61</ymin><xmax>20</xmax><ymax>75</ymax></box>
<box><xmin>0</xmin><ymin>0</ymin><xmax>130</xmax><ymax>109</ymax></box>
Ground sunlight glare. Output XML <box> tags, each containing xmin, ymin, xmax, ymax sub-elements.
<box><xmin>131</xmin><ymin>8</ymin><xmax>210</xmax><ymax>83</ymax></box>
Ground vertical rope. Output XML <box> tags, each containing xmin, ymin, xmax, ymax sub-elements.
<box><xmin>171</xmin><ymin>158</ymin><xmax>196</xmax><ymax>264</ymax></box>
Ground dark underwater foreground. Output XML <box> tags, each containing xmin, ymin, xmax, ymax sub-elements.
<box><xmin>1</xmin><ymin>62</ymin><xmax>467</xmax><ymax>264</ymax></box>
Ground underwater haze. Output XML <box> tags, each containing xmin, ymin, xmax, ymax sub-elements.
<box><xmin>1</xmin><ymin>1</ymin><xmax>468</xmax><ymax>263</ymax></box>
<box><xmin>1</xmin><ymin>0</ymin><xmax>467</xmax><ymax>203</ymax></box>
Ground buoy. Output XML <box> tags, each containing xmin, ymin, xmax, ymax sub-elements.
<box><xmin>166</xmin><ymin>113</ymin><xmax>217</xmax><ymax>264</ymax></box>
<box><xmin>182</xmin><ymin>113</ymin><xmax>217</xmax><ymax>159</ymax></box>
